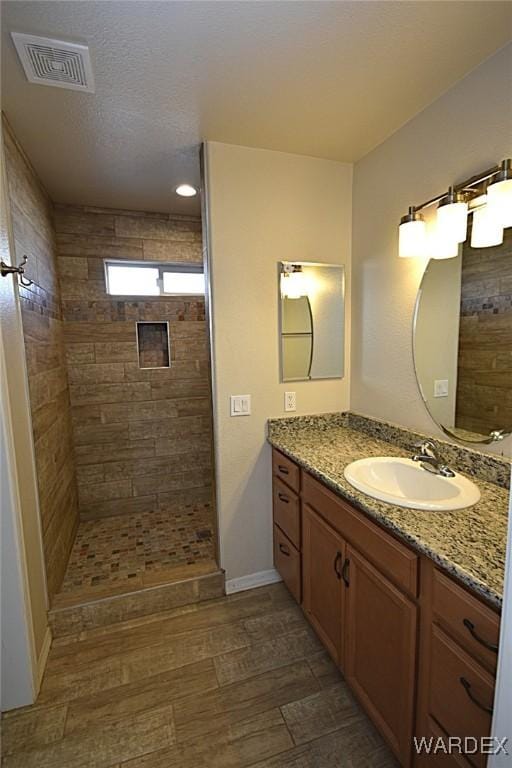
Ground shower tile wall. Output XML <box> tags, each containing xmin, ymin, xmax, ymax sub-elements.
<box><xmin>456</xmin><ymin>227</ymin><xmax>512</xmax><ymax>435</ymax></box>
<box><xmin>54</xmin><ymin>205</ymin><xmax>214</xmax><ymax>526</ymax></box>
<box><xmin>3</xmin><ymin>120</ymin><xmax>79</xmax><ymax>598</ymax></box>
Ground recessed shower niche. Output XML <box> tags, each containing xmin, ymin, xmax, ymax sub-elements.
<box><xmin>136</xmin><ymin>321</ymin><xmax>171</xmax><ymax>369</ymax></box>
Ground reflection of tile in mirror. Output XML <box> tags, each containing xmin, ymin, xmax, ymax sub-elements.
<box><xmin>136</xmin><ymin>322</ymin><xmax>170</xmax><ymax>369</ymax></box>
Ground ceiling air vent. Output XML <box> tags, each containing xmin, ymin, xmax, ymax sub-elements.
<box><xmin>11</xmin><ymin>32</ymin><xmax>95</xmax><ymax>92</ymax></box>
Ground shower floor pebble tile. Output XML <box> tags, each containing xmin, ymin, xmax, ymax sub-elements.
<box><xmin>60</xmin><ymin>505</ymin><xmax>215</xmax><ymax>594</ymax></box>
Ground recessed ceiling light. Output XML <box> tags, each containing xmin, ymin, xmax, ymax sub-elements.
<box><xmin>176</xmin><ymin>184</ymin><xmax>197</xmax><ymax>198</ymax></box>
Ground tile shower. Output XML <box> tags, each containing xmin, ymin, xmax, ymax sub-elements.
<box><xmin>4</xmin><ymin>119</ymin><xmax>218</xmax><ymax>610</ymax></box>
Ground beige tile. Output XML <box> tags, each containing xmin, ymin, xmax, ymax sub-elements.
<box><xmin>78</xmin><ymin>494</ymin><xmax>157</xmax><ymax>520</ymax></box>
<box><xmin>57</xmin><ymin>256</ymin><xmax>88</xmax><ymax>280</ymax></box>
<box><xmin>65</xmin><ymin>343</ymin><xmax>95</xmax><ymax>364</ymax></box>
<box><xmin>38</xmin><ymin>655</ymin><xmax>124</xmax><ymax>705</ymax></box>
<box><xmin>78</xmin><ymin>479</ymin><xmax>132</xmax><ymax>505</ymax></box>
<box><xmin>95</xmin><ymin>341</ymin><xmax>138</xmax><ymax>363</ymax></box>
<box><xmin>214</xmin><ymin>627</ymin><xmax>323</xmax><ymax>686</ymax></box>
<box><xmin>281</xmin><ymin>682</ymin><xmax>361</xmax><ymax>745</ymax></box>
<box><xmin>54</xmin><ymin>206</ymin><xmax>115</xmax><ymax>236</ymax></box>
<box><xmin>1</xmin><ymin>705</ymin><xmax>67</xmax><ymax>755</ymax></box>
<box><xmin>56</xmin><ymin>233</ymin><xmax>143</xmax><ymax>259</ymax></box>
<box><xmin>64</xmin><ymin>321</ymin><xmax>138</xmax><ymax>344</ymax></box>
<box><xmin>124</xmin><ymin>360</ymin><xmax>203</xmax><ymax>382</ymax></box>
<box><xmin>73</xmin><ymin>422</ymin><xmax>130</xmax><ymax>446</ymax></box>
<box><xmin>70</xmin><ymin>382</ymin><xmax>151</xmax><ymax>405</ymax></box>
<box><xmin>132</xmin><ymin>467</ymin><xmax>211</xmax><ymax>496</ymax></box>
<box><xmin>115</xmin><ymin>215</ymin><xmax>200</xmax><ymax>242</ymax></box>
<box><xmin>173</xmin><ymin>660</ymin><xmax>320</xmax><ymax>743</ymax></box>
<box><xmin>142</xmin><ymin>238</ymin><xmax>202</xmax><ymax>262</ymax></box>
<box><xmin>67</xmin><ymin>362</ymin><xmax>126</xmax><ymax>384</ymax></box>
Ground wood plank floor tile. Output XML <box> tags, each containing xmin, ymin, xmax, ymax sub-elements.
<box><xmin>65</xmin><ymin>658</ymin><xmax>218</xmax><ymax>734</ymax></box>
<box><xmin>2</xmin><ymin>705</ymin><xmax>174</xmax><ymax>768</ymax></box>
<box><xmin>1</xmin><ymin>704</ymin><xmax>67</xmax><ymax>755</ymax></box>
<box><xmin>243</xmin><ymin>605</ymin><xmax>305</xmax><ymax>642</ymax></box>
<box><xmin>121</xmin><ymin>708</ymin><xmax>293</xmax><ymax>768</ymax></box>
<box><xmin>307</xmin><ymin>649</ymin><xmax>344</xmax><ymax>689</ymax></box>
<box><xmin>214</xmin><ymin>626</ymin><xmax>323</xmax><ymax>686</ymax></box>
<box><xmin>250</xmin><ymin>717</ymin><xmax>398</xmax><ymax>768</ymax></box>
<box><xmin>121</xmin><ymin>622</ymin><xmax>250</xmax><ymax>683</ymax></box>
<box><xmin>173</xmin><ymin>660</ymin><xmax>320</xmax><ymax>743</ymax></box>
<box><xmin>281</xmin><ymin>681</ymin><xmax>362</xmax><ymax>745</ymax></box>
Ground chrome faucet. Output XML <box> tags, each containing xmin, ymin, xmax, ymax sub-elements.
<box><xmin>412</xmin><ymin>440</ymin><xmax>455</xmax><ymax>478</ymax></box>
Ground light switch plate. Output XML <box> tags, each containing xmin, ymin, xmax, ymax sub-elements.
<box><xmin>284</xmin><ymin>391</ymin><xmax>296</xmax><ymax>412</ymax></box>
<box><xmin>230</xmin><ymin>395</ymin><xmax>251</xmax><ymax>416</ymax></box>
<box><xmin>434</xmin><ymin>379</ymin><xmax>449</xmax><ymax>398</ymax></box>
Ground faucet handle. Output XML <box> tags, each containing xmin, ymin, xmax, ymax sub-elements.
<box><xmin>413</xmin><ymin>439</ymin><xmax>438</xmax><ymax>458</ymax></box>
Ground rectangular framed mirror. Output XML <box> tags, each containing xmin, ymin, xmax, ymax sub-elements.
<box><xmin>279</xmin><ymin>261</ymin><xmax>345</xmax><ymax>382</ymax></box>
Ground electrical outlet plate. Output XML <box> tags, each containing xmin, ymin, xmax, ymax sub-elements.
<box><xmin>434</xmin><ymin>379</ymin><xmax>449</xmax><ymax>398</ymax></box>
<box><xmin>285</xmin><ymin>391</ymin><xmax>296</xmax><ymax>412</ymax></box>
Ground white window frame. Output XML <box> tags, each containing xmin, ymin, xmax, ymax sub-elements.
<box><xmin>104</xmin><ymin>259</ymin><xmax>204</xmax><ymax>297</ymax></box>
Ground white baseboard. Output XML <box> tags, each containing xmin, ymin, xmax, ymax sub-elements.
<box><xmin>225</xmin><ymin>568</ymin><xmax>282</xmax><ymax>595</ymax></box>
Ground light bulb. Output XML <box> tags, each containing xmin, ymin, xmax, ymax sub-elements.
<box><xmin>471</xmin><ymin>201</ymin><xmax>504</xmax><ymax>248</ymax></box>
<box><xmin>175</xmin><ymin>184</ymin><xmax>197</xmax><ymax>197</ymax></box>
<box><xmin>487</xmin><ymin>177</ymin><xmax>512</xmax><ymax>228</ymax></box>
<box><xmin>436</xmin><ymin>190</ymin><xmax>468</xmax><ymax>243</ymax></box>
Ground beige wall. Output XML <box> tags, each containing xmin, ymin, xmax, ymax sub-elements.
<box><xmin>205</xmin><ymin>142</ymin><xmax>352</xmax><ymax>583</ymax></box>
<box><xmin>3</xmin><ymin>119</ymin><xmax>80</xmax><ymax>599</ymax></box>
<box><xmin>54</xmin><ymin>204</ymin><xmax>215</xmax><ymax>525</ymax></box>
<box><xmin>352</xmin><ymin>43</ymin><xmax>512</xmax><ymax>457</ymax></box>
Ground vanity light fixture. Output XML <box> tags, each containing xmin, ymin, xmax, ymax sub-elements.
<box><xmin>175</xmin><ymin>184</ymin><xmax>198</xmax><ymax>197</ymax></box>
<box><xmin>436</xmin><ymin>187</ymin><xmax>468</xmax><ymax>243</ymax></box>
<box><xmin>487</xmin><ymin>159</ymin><xmax>512</xmax><ymax>228</ymax></box>
<box><xmin>281</xmin><ymin>264</ymin><xmax>308</xmax><ymax>299</ymax></box>
<box><xmin>398</xmin><ymin>207</ymin><xmax>426</xmax><ymax>258</ymax></box>
<box><xmin>398</xmin><ymin>158</ymin><xmax>511</xmax><ymax>257</ymax></box>
<box><xmin>471</xmin><ymin>196</ymin><xmax>504</xmax><ymax>248</ymax></box>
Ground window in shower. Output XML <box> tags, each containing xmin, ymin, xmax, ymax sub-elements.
<box><xmin>105</xmin><ymin>260</ymin><xmax>205</xmax><ymax>296</ymax></box>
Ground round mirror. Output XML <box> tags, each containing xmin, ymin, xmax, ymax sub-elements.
<box><xmin>413</xmin><ymin>229</ymin><xmax>511</xmax><ymax>445</ymax></box>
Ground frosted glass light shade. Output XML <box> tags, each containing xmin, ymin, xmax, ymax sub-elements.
<box><xmin>281</xmin><ymin>269</ymin><xmax>308</xmax><ymax>298</ymax></box>
<box><xmin>429</xmin><ymin>226</ymin><xmax>459</xmax><ymax>260</ymax></box>
<box><xmin>436</xmin><ymin>200</ymin><xmax>468</xmax><ymax>243</ymax></box>
<box><xmin>471</xmin><ymin>203</ymin><xmax>504</xmax><ymax>248</ymax></box>
<box><xmin>487</xmin><ymin>178</ymin><xmax>512</xmax><ymax>228</ymax></box>
<box><xmin>398</xmin><ymin>219</ymin><xmax>426</xmax><ymax>258</ymax></box>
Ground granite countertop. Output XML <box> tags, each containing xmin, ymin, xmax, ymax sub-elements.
<box><xmin>267</xmin><ymin>414</ymin><xmax>510</xmax><ymax>608</ymax></box>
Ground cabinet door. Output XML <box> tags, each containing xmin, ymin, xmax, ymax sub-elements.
<box><xmin>302</xmin><ymin>503</ymin><xmax>345</xmax><ymax>666</ymax></box>
<box><xmin>345</xmin><ymin>546</ymin><xmax>417</xmax><ymax>766</ymax></box>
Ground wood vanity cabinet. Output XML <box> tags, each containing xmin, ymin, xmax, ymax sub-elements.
<box><xmin>271</xmin><ymin>448</ymin><xmax>501</xmax><ymax>768</ymax></box>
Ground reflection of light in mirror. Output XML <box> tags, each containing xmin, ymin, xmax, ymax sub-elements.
<box><xmin>428</xmin><ymin>223</ymin><xmax>459</xmax><ymax>260</ymax></box>
<box><xmin>281</xmin><ymin>267</ymin><xmax>309</xmax><ymax>298</ymax></box>
<box><xmin>471</xmin><ymin>200</ymin><xmax>504</xmax><ymax>248</ymax></box>
<box><xmin>487</xmin><ymin>177</ymin><xmax>512</xmax><ymax>228</ymax></box>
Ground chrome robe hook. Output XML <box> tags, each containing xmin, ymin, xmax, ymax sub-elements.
<box><xmin>0</xmin><ymin>255</ymin><xmax>33</xmax><ymax>287</ymax></box>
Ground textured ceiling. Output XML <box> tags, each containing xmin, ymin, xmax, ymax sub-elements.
<box><xmin>1</xmin><ymin>1</ymin><xmax>511</xmax><ymax>214</ymax></box>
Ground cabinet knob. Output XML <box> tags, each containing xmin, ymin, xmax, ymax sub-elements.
<box><xmin>342</xmin><ymin>557</ymin><xmax>350</xmax><ymax>587</ymax></box>
<box><xmin>279</xmin><ymin>543</ymin><xmax>290</xmax><ymax>557</ymax></box>
<box><xmin>278</xmin><ymin>465</ymin><xmax>289</xmax><ymax>475</ymax></box>
<box><xmin>334</xmin><ymin>551</ymin><xmax>342</xmax><ymax>580</ymax></box>
<box><xmin>278</xmin><ymin>492</ymin><xmax>289</xmax><ymax>504</ymax></box>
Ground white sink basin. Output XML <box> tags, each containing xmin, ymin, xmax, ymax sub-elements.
<box><xmin>343</xmin><ymin>457</ymin><xmax>481</xmax><ymax>511</ymax></box>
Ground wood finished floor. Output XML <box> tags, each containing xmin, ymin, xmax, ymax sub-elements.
<box><xmin>1</xmin><ymin>583</ymin><xmax>397</xmax><ymax>768</ymax></box>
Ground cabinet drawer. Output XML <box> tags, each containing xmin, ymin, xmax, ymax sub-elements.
<box><xmin>273</xmin><ymin>477</ymin><xmax>300</xmax><ymax>549</ymax></box>
<box><xmin>415</xmin><ymin>718</ymin><xmax>472</xmax><ymax>767</ymax></box>
<box><xmin>274</xmin><ymin>525</ymin><xmax>301</xmax><ymax>603</ymax></box>
<box><xmin>272</xmin><ymin>449</ymin><xmax>300</xmax><ymax>493</ymax></box>
<box><xmin>429</xmin><ymin>626</ymin><xmax>494</xmax><ymax>768</ymax></box>
<box><xmin>303</xmin><ymin>471</ymin><xmax>418</xmax><ymax>597</ymax></box>
<box><xmin>432</xmin><ymin>569</ymin><xmax>500</xmax><ymax>672</ymax></box>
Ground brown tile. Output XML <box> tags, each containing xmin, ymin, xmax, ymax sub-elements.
<box><xmin>122</xmin><ymin>708</ymin><xmax>291</xmax><ymax>768</ymax></box>
<box><xmin>56</xmin><ymin>232</ymin><xmax>143</xmax><ymax>259</ymax></box>
<box><xmin>281</xmin><ymin>682</ymin><xmax>361</xmax><ymax>745</ymax></box>
<box><xmin>115</xmin><ymin>215</ymin><xmax>200</xmax><ymax>242</ymax></box>
<box><xmin>78</xmin><ymin>494</ymin><xmax>158</xmax><ymax>520</ymax></box>
<box><xmin>73</xmin><ymin>422</ymin><xmax>130</xmax><ymax>446</ymax></box>
<box><xmin>250</xmin><ymin>717</ymin><xmax>398</xmax><ymax>768</ymax></box>
<box><xmin>307</xmin><ymin>650</ymin><xmax>344</xmax><ymax>689</ymax></box>
<box><xmin>78</xmin><ymin>479</ymin><xmax>132</xmax><ymax>505</ymax></box>
<box><xmin>65</xmin><ymin>659</ymin><xmax>218</xmax><ymax>734</ymax></box>
<box><xmin>2</xmin><ymin>704</ymin><xmax>174</xmax><ymax>768</ymax></box>
<box><xmin>75</xmin><ymin>439</ymin><xmax>155</xmax><ymax>466</ymax></box>
<box><xmin>65</xmin><ymin>343</ymin><xmax>95</xmax><ymax>364</ymax></box>
<box><xmin>95</xmin><ymin>341</ymin><xmax>138</xmax><ymax>363</ymax></box>
<box><xmin>54</xmin><ymin>206</ymin><xmax>115</xmax><ymax>236</ymax></box>
<box><xmin>1</xmin><ymin>705</ymin><xmax>67</xmax><ymax>755</ymax></box>
<box><xmin>70</xmin><ymin>382</ymin><xmax>151</xmax><ymax>405</ymax></box>
<box><xmin>173</xmin><ymin>660</ymin><xmax>320</xmax><ymax>743</ymax></box>
<box><xmin>57</xmin><ymin>256</ymin><xmax>88</xmax><ymax>280</ymax></box>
